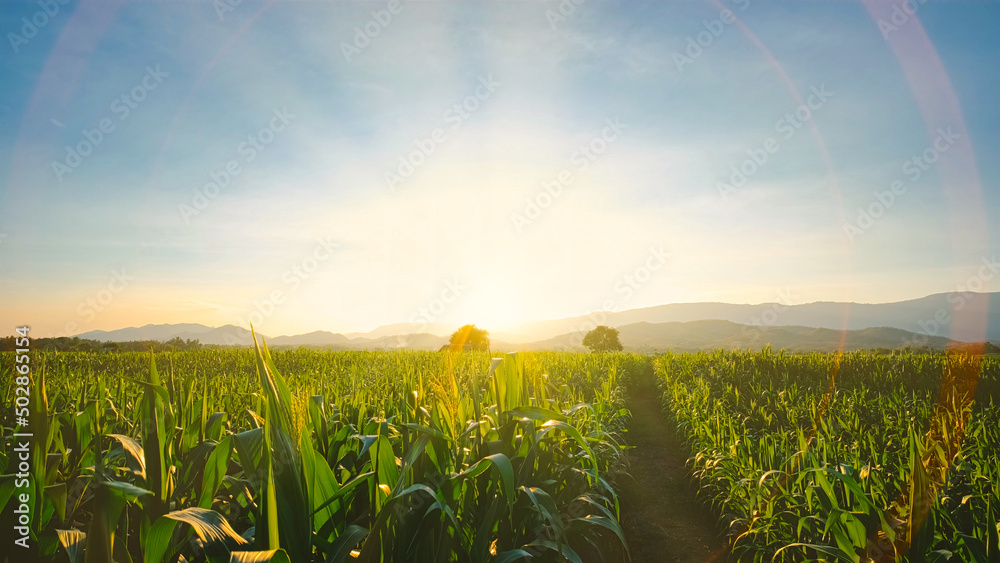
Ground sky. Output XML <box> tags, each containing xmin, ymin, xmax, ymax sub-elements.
<box><xmin>0</xmin><ymin>0</ymin><xmax>998</xmax><ymax>338</ymax></box>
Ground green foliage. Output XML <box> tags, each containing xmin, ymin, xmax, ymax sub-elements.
<box><xmin>12</xmin><ymin>344</ymin><xmax>994</xmax><ymax>562</ymax></box>
<box><xmin>0</xmin><ymin>347</ymin><xmax>639</xmax><ymax>562</ymax></box>
<box><xmin>447</xmin><ymin>325</ymin><xmax>491</xmax><ymax>352</ymax></box>
<box><xmin>654</xmin><ymin>349</ymin><xmax>1000</xmax><ymax>562</ymax></box>
<box><xmin>582</xmin><ymin>326</ymin><xmax>623</xmax><ymax>353</ymax></box>
<box><xmin>0</xmin><ymin>336</ymin><xmax>204</xmax><ymax>353</ymax></box>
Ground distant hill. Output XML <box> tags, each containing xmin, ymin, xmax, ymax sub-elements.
<box><xmin>75</xmin><ymin>320</ymin><xmax>964</xmax><ymax>353</ymax></box>
<box><xmin>517</xmin><ymin>320</ymin><xmax>959</xmax><ymax>353</ymax></box>
<box><xmin>289</xmin><ymin>333</ymin><xmax>452</xmax><ymax>352</ymax></box>
<box><xmin>343</xmin><ymin>323</ymin><xmax>457</xmax><ymax>339</ymax></box>
<box><xmin>508</xmin><ymin>292</ymin><xmax>999</xmax><ymax>343</ymax></box>
<box><xmin>270</xmin><ymin>331</ymin><xmax>351</xmax><ymax>347</ymax></box>
<box><xmin>73</xmin><ymin>292</ymin><xmax>998</xmax><ymax>352</ymax></box>
<box><xmin>78</xmin><ymin>324</ymin><xmax>265</xmax><ymax>346</ymax></box>
<box><xmin>350</xmin><ymin>333</ymin><xmax>451</xmax><ymax>351</ymax></box>
<box><xmin>76</xmin><ymin>324</ymin><xmax>457</xmax><ymax>351</ymax></box>
<box><xmin>76</xmin><ymin>323</ymin><xmax>215</xmax><ymax>342</ymax></box>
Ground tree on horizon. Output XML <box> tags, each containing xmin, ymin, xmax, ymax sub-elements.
<box><xmin>447</xmin><ymin>324</ymin><xmax>490</xmax><ymax>351</ymax></box>
<box><xmin>583</xmin><ymin>325</ymin><xmax>623</xmax><ymax>352</ymax></box>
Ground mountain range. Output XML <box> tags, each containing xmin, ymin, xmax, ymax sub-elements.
<box><xmin>506</xmin><ymin>291</ymin><xmax>998</xmax><ymax>342</ymax></box>
<box><xmin>73</xmin><ymin>292</ymin><xmax>998</xmax><ymax>353</ymax></box>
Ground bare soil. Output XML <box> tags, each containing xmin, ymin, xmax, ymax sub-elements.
<box><xmin>619</xmin><ymin>377</ymin><xmax>728</xmax><ymax>562</ymax></box>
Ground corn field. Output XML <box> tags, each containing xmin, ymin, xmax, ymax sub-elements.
<box><xmin>3</xmin><ymin>343</ymin><xmax>999</xmax><ymax>562</ymax></box>
<box><xmin>655</xmin><ymin>349</ymin><xmax>1000</xmax><ymax>562</ymax></box>
<box><xmin>0</xmin><ymin>340</ymin><xmax>644</xmax><ymax>562</ymax></box>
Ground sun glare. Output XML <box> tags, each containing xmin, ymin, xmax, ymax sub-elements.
<box><xmin>463</xmin><ymin>278</ymin><xmax>524</xmax><ymax>331</ymax></box>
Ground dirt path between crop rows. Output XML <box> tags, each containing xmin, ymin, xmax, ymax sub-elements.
<box><xmin>619</xmin><ymin>376</ymin><xmax>727</xmax><ymax>562</ymax></box>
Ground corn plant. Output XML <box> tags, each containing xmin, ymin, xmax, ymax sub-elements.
<box><xmin>655</xmin><ymin>349</ymin><xmax>1000</xmax><ymax>562</ymax></box>
<box><xmin>1</xmin><ymin>345</ymin><xmax>637</xmax><ymax>561</ymax></box>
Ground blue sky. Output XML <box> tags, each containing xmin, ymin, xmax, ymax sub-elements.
<box><xmin>0</xmin><ymin>0</ymin><xmax>998</xmax><ymax>337</ymax></box>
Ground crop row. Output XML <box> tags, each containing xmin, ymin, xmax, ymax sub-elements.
<box><xmin>0</xmin><ymin>344</ymin><xmax>650</xmax><ymax>562</ymax></box>
<box><xmin>655</xmin><ymin>349</ymin><xmax>1000</xmax><ymax>562</ymax></box>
